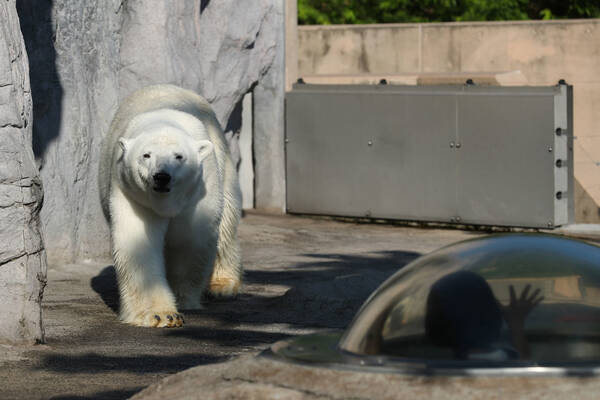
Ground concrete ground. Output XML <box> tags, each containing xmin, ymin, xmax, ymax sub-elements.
<box><xmin>0</xmin><ymin>213</ymin><xmax>571</xmax><ymax>399</ymax></box>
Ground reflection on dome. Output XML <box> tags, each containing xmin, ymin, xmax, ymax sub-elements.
<box><xmin>339</xmin><ymin>234</ymin><xmax>600</xmax><ymax>365</ymax></box>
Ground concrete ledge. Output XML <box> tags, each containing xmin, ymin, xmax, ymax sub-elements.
<box><xmin>552</xmin><ymin>224</ymin><xmax>600</xmax><ymax>243</ymax></box>
<box><xmin>299</xmin><ymin>18</ymin><xmax>600</xmax><ymax>31</ymax></box>
<box><xmin>299</xmin><ymin>71</ymin><xmax>527</xmax><ymax>86</ymax></box>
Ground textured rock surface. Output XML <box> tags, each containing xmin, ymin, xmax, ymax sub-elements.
<box><xmin>0</xmin><ymin>0</ymin><xmax>46</xmax><ymax>344</ymax></box>
<box><xmin>17</xmin><ymin>0</ymin><xmax>285</xmax><ymax>262</ymax></box>
<box><xmin>132</xmin><ymin>355</ymin><xmax>600</xmax><ymax>400</ymax></box>
<box><xmin>18</xmin><ymin>0</ymin><xmax>121</xmax><ymax>263</ymax></box>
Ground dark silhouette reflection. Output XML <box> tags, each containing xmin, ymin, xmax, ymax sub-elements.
<box><xmin>426</xmin><ymin>271</ymin><xmax>505</xmax><ymax>359</ymax></box>
<box><xmin>425</xmin><ymin>271</ymin><xmax>543</xmax><ymax>360</ymax></box>
<box><xmin>501</xmin><ymin>284</ymin><xmax>544</xmax><ymax>358</ymax></box>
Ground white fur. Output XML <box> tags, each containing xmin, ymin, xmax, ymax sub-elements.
<box><xmin>99</xmin><ymin>85</ymin><xmax>242</xmax><ymax>327</ymax></box>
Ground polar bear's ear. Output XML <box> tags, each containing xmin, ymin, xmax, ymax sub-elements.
<box><xmin>197</xmin><ymin>140</ymin><xmax>214</xmax><ymax>161</ymax></box>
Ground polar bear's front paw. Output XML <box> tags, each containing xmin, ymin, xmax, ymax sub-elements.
<box><xmin>208</xmin><ymin>276</ymin><xmax>241</xmax><ymax>299</ymax></box>
<box><xmin>132</xmin><ymin>311</ymin><xmax>185</xmax><ymax>328</ymax></box>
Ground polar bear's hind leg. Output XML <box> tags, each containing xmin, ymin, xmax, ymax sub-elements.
<box><xmin>208</xmin><ymin>183</ymin><xmax>243</xmax><ymax>299</ymax></box>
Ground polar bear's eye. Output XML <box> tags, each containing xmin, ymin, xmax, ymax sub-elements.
<box><xmin>175</xmin><ymin>154</ymin><xmax>183</xmax><ymax>160</ymax></box>
<box><xmin>143</xmin><ymin>153</ymin><xmax>151</xmax><ymax>159</ymax></box>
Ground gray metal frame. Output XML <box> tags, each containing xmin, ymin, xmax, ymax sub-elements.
<box><xmin>285</xmin><ymin>83</ymin><xmax>573</xmax><ymax>228</ymax></box>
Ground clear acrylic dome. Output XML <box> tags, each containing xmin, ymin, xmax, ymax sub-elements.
<box><xmin>339</xmin><ymin>234</ymin><xmax>600</xmax><ymax>366</ymax></box>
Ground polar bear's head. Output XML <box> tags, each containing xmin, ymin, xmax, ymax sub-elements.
<box><xmin>117</xmin><ymin>124</ymin><xmax>213</xmax><ymax>216</ymax></box>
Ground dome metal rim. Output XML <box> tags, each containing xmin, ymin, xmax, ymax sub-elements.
<box><xmin>267</xmin><ymin>332</ymin><xmax>600</xmax><ymax>377</ymax></box>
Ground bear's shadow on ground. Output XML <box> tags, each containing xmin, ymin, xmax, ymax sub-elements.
<box><xmin>90</xmin><ymin>267</ymin><xmax>120</xmax><ymax>314</ymax></box>
<box><xmin>90</xmin><ymin>249</ymin><xmax>420</xmax><ymax>331</ymax></box>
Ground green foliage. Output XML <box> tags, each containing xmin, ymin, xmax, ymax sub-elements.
<box><xmin>298</xmin><ymin>0</ymin><xmax>600</xmax><ymax>25</ymax></box>
<box><xmin>457</xmin><ymin>0</ymin><xmax>529</xmax><ymax>21</ymax></box>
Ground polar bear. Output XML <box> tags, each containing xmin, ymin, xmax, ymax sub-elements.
<box><xmin>99</xmin><ymin>84</ymin><xmax>242</xmax><ymax>328</ymax></box>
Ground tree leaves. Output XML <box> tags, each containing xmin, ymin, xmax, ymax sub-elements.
<box><xmin>298</xmin><ymin>0</ymin><xmax>600</xmax><ymax>25</ymax></box>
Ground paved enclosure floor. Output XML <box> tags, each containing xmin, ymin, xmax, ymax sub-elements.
<box><xmin>1</xmin><ymin>213</ymin><xmax>485</xmax><ymax>399</ymax></box>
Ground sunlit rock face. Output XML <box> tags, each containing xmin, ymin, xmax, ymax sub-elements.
<box><xmin>17</xmin><ymin>0</ymin><xmax>284</xmax><ymax>262</ymax></box>
<box><xmin>0</xmin><ymin>0</ymin><xmax>46</xmax><ymax>344</ymax></box>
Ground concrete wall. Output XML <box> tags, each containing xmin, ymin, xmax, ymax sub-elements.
<box><xmin>297</xmin><ymin>19</ymin><xmax>600</xmax><ymax>222</ymax></box>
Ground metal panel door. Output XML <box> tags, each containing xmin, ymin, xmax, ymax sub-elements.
<box><xmin>455</xmin><ymin>87</ymin><xmax>557</xmax><ymax>227</ymax></box>
<box><xmin>285</xmin><ymin>84</ymin><xmax>573</xmax><ymax>228</ymax></box>
<box><xmin>286</xmin><ymin>88</ymin><xmax>457</xmax><ymax>221</ymax></box>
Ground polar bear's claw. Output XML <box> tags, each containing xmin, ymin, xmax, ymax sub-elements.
<box><xmin>135</xmin><ymin>311</ymin><xmax>184</xmax><ymax>328</ymax></box>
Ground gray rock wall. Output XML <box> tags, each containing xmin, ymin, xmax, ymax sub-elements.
<box><xmin>18</xmin><ymin>1</ymin><xmax>121</xmax><ymax>263</ymax></box>
<box><xmin>18</xmin><ymin>0</ymin><xmax>285</xmax><ymax>263</ymax></box>
<box><xmin>0</xmin><ymin>0</ymin><xmax>46</xmax><ymax>344</ymax></box>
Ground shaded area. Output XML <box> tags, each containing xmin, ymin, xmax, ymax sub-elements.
<box><xmin>224</xmin><ymin>86</ymin><xmax>256</xmax><ymax>171</ymax></box>
<box><xmin>50</xmin><ymin>388</ymin><xmax>143</xmax><ymax>400</ymax></box>
<box><xmin>224</xmin><ymin>90</ymin><xmax>244</xmax><ymax>134</ymax></box>
<box><xmin>17</xmin><ymin>0</ymin><xmax>63</xmax><ymax>160</ymax></box>
<box><xmin>90</xmin><ymin>266</ymin><xmax>120</xmax><ymax>313</ymax></box>
<box><xmin>200</xmin><ymin>0</ymin><xmax>210</xmax><ymax>14</ymax></box>
<box><xmin>245</xmin><ymin>250</ymin><xmax>419</xmax><ymax>286</ymax></box>
<box><xmin>164</xmin><ymin>326</ymin><xmax>290</xmax><ymax>345</ymax></box>
<box><xmin>92</xmin><ymin>250</ymin><xmax>419</xmax><ymax>330</ymax></box>
<box><xmin>241</xmin><ymin>250</ymin><xmax>420</xmax><ymax>328</ymax></box>
<box><xmin>38</xmin><ymin>353</ymin><xmax>228</xmax><ymax>375</ymax></box>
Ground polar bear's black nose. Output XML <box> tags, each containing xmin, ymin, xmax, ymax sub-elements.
<box><xmin>153</xmin><ymin>172</ymin><xmax>171</xmax><ymax>186</ymax></box>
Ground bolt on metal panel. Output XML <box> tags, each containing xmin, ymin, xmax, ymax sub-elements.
<box><xmin>285</xmin><ymin>83</ymin><xmax>573</xmax><ymax>228</ymax></box>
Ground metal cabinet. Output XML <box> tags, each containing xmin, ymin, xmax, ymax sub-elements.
<box><xmin>285</xmin><ymin>83</ymin><xmax>573</xmax><ymax>228</ymax></box>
